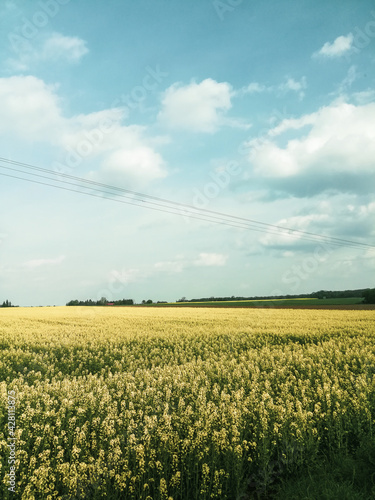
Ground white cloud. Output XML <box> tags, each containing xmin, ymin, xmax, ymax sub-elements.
<box><xmin>278</xmin><ymin>77</ymin><xmax>307</xmax><ymax>100</ymax></box>
<box><xmin>314</xmin><ymin>33</ymin><xmax>354</xmax><ymax>58</ymax></box>
<box><xmin>238</xmin><ymin>82</ymin><xmax>267</xmax><ymax>95</ymax></box>
<box><xmin>42</xmin><ymin>33</ymin><xmax>88</xmax><ymax>63</ymax></box>
<box><xmin>352</xmin><ymin>89</ymin><xmax>375</xmax><ymax>105</ymax></box>
<box><xmin>260</xmin><ymin>214</ymin><xmax>329</xmax><ymax>249</ymax></box>
<box><xmin>338</xmin><ymin>65</ymin><xmax>358</xmax><ymax>94</ymax></box>
<box><xmin>102</xmin><ymin>147</ymin><xmax>166</xmax><ymax>186</ymax></box>
<box><xmin>363</xmin><ymin>248</ymin><xmax>375</xmax><ymax>270</ymax></box>
<box><xmin>194</xmin><ymin>253</ymin><xmax>228</xmax><ymax>266</ymax></box>
<box><xmin>154</xmin><ymin>252</ymin><xmax>228</xmax><ymax>274</ymax></box>
<box><xmin>108</xmin><ymin>268</ymin><xmax>143</xmax><ymax>285</ymax></box>
<box><xmin>246</xmin><ymin>100</ymin><xmax>375</xmax><ymax>195</ymax></box>
<box><xmin>267</xmin><ymin>113</ymin><xmax>316</xmax><ymax>137</ymax></box>
<box><xmin>23</xmin><ymin>255</ymin><xmax>65</xmax><ymax>269</ymax></box>
<box><xmin>158</xmin><ymin>78</ymin><xmax>233</xmax><ymax>133</ymax></box>
<box><xmin>0</xmin><ymin>75</ymin><xmax>167</xmax><ymax>187</ymax></box>
<box><xmin>154</xmin><ymin>260</ymin><xmax>186</xmax><ymax>273</ymax></box>
<box><xmin>256</xmin><ymin>198</ymin><xmax>374</xmax><ymax>252</ymax></box>
<box><xmin>238</xmin><ymin>77</ymin><xmax>307</xmax><ymax>100</ymax></box>
<box><xmin>0</xmin><ymin>76</ymin><xmax>62</xmax><ymax>140</ymax></box>
<box><xmin>6</xmin><ymin>32</ymin><xmax>88</xmax><ymax>71</ymax></box>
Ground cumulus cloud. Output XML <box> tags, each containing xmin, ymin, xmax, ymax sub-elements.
<box><xmin>6</xmin><ymin>32</ymin><xmax>88</xmax><ymax>71</ymax></box>
<box><xmin>23</xmin><ymin>255</ymin><xmax>65</xmax><ymax>269</ymax></box>
<box><xmin>0</xmin><ymin>75</ymin><xmax>166</xmax><ymax>187</ymax></box>
<box><xmin>313</xmin><ymin>33</ymin><xmax>354</xmax><ymax>58</ymax></box>
<box><xmin>337</xmin><ymin>65</ymin><xmax>358</xmax><ymax>94</ymax></box>
<box><xmin>352</xmin><ymin>89</ymin><xmax>375</xmax><ymax>105</ymax></box>
<box><xmin>108</xmin><ymin>268</ymin><xmax>144</xmax><ymax>285</ymax></box>
<box><xmin>278</xmin><ymin>77</ymin><xmax>307</xmax><ymax>100</ymax></box>
<box><xmin>246</xmin><ymin>100</ymin><xmax>375</xmax><ymax>197</ymax></box>
<box><xmin>154</xmin><ymin>260</ymin><xmax>186</xmax><ymax>274</ymax></box>
<box><xmin>158</xmin><ymin>78</ymin><xmax>233</xmax><ymax>133</ymax></box>
<box><xmin>257</xmin><ymin>197</ymin><xmax>375</xmax><ymax>252</ymax></box>
<box><xmin>238</xmin><ymin>82</ymin><xmax>267</xmax><ymax>95</ymax></box>
<box><xmin>194</xmin><ymin>253</ymin><xmax>228</xmax><ymax>266</ymax></box>
<box><xmin>154</xmin><ymin>252</ymin><xmax>228</xmax><ymax>274</ymax></box>
<box><xmin>102</xmin><ymin>147</ymin><xmax>166</xmax><ymax>186</ymax></box>
<box><xmin>42</xmin><ymin>33</ymin><xmax>88</xmax><ymax>63</ymax></box>
<box><xmin>259</xmin><ymin>214</ymin><xmax>330</xmax><ymax>249</ymax></box>
<box><xmin>238</xmin><ymin>77</ymin><xmax>307</xmax><ymax>100</ymax></box>
<box><xmin>0</xmin><ymin>75</ymin><xmax>62</xmax><ymax>140</ymax></box>
<box><xmin>363</xmin><ymin>248</ymin><xmax>375</xmax><ymax>270</ymax></box>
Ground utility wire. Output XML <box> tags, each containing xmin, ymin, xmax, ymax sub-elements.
<box><xmin>0</xmin><ymin>156</ymin><xmax>367</xmax><ymax>247</ymax></box>
<box><xmin>0</xmin><ymin>169</ymin><xmax>370</xmax><ymax>251</ymax></box>
<box><xmin>0</xmin><ymin>157</ymin><xmax>373</xmax><ymax>251</ymax></box>
<box><xmin>1</xmin><ymin>164</ymin><xmax>348</xmax><ymax>247</ymax></box>
<box><xmin>0</xmin><ymin>159</ymin><xmax>371</xmax><ymax>250</ymax></box>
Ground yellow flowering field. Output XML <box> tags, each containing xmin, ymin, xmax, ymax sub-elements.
<box><xmin>0</xmin><ymin>306</ymin><xmax>374</xmax><ymax>499</ymax></box>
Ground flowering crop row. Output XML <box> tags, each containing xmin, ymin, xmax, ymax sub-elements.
<box><xmin>0</xmin><ymin>307</ymin><xmax>374</xmax><ymax>499</ymax></box>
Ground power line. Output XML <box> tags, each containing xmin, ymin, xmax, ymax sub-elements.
<box><xmin>1</xmin><ymin>164</ymin><xmax>348</xmax><ymax>247</ymax></box>
<box><xmin>0</xmin><ymin>157</ymin><xmax>373</xmax><ymax>251</ymax></box>
<box><xmin>0</xmin><ymin>156</ymin><xmax>364</xmax><ymax>246</ymax></box>
<box><xmin>0</xmin><ymin>158</ymin><xmax>371</xmax><ymax>250</ymax></box>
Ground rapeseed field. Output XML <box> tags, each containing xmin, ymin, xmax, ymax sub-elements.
<box><xmin>0</xmin><ymin>307</ymin><xmax>374</xmax><ymax>499</ymax></box>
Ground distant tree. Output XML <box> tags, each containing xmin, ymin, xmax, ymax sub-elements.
<box><xmin>66</xmin><ymin>299</ymin><xmax>79</xmax><ymax>306</ymax></box>
<box><xmin>311</xmin><ymin>290</ymin><xmax>326</xmax><ymax>299</ymax></box>
<box><xmin>99</xmin><ymin>297</ymin><xmax>108</xmax><ymax>306</ymax></box>
<box><xmin>363</xmin><ymin>288</ymin><xmax>375</xmax><ymax>304</ymax></box>
<box><xmin>117</xmin><ymin>298</ymin><xmax>134</xmax><ymax>305</ymax></box>
<box><xmin>1</xmin><ymin>300</ymin><xmax>12</xmax><ymax>307</ymax></box>
<box><xmin>146</xmin><ymin>299</ymin><xmax>153</xmax><ymax>304</ymax></box>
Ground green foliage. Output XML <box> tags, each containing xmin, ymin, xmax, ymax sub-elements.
<box><xmin>66</xmin><ymin>298</ymin><xmax>134</xmax><ymax>306</ymax></box>
<box><xmin>174</xmin><ymin>288</ymin><xmax>370</xmax><ymax>303</ymax></box>
<box><xmin>362</xmin><ymin>288</ymin><xmax>375</xmax><ymax>304</ymax></box>
<box><xmin>275</xmin><ymin>441</ymin><xmax>375</xmax><ymax>499</ymax></box>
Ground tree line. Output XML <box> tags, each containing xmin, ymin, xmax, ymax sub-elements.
<box><xmin>66</xmin><ymin>288</ymin><xmax>375</xmax><ymax>307</ymax></box>
<box><xmin>176</xmin><ymin>288</ymin><xmax>375</xmax><ymax>303</ymax></box>
<box><xmin>66</xmin><ymin>298</ymin><xmax>134</xmax><ymax>306</ymax></box>
<box><xmin>0</xmin><ymin>300</ymin><xmax>17</xmax><ymax>308</ymax></box>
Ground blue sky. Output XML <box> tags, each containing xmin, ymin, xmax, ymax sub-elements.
<box><xmin>0</xmin><ymin>0</ymin><xmax>374</xmax><ymax>306</ymax></box>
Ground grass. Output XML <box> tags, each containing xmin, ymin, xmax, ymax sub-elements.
<box><xmin>274</xmin><ymin>440</ymin><xmax>375</xmax><ymax>500</ymax></box>
<box><xmin>148</xmin><ymin>297</ymin><xmax>365</xmax><ymax>308</ymax></box>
